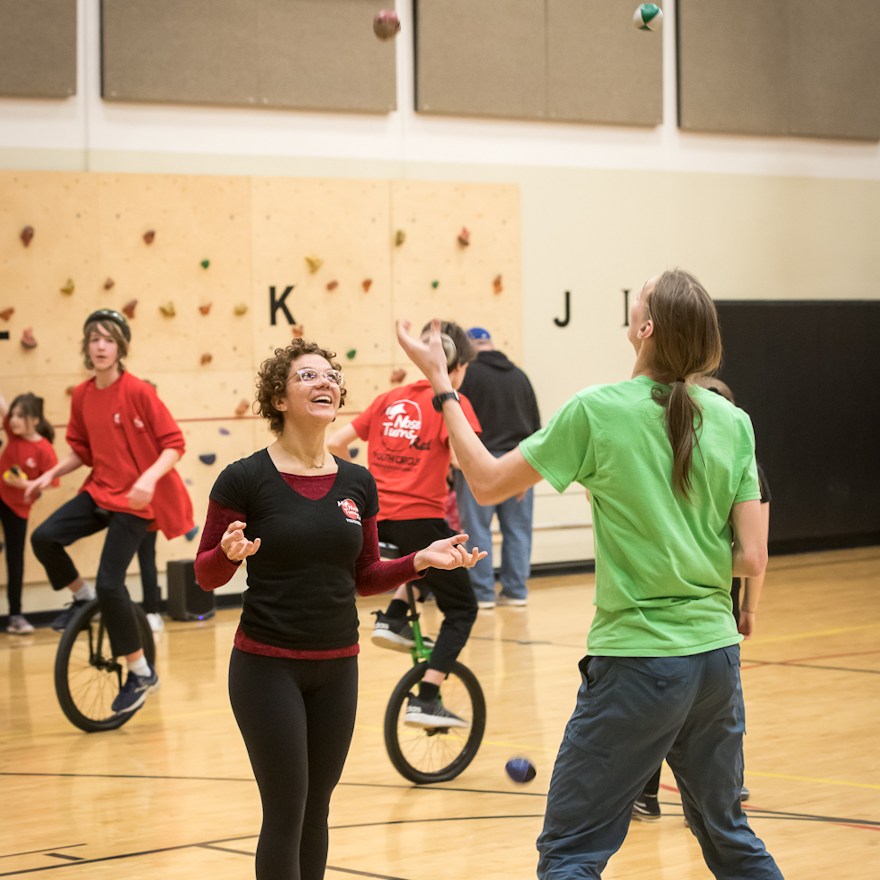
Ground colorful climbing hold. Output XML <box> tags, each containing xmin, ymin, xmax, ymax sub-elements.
<box><xmin>0</xmin><ymin>308</ymin><xmax>13</xmax><ymax>321</ymax></box>
<box><xmin>104</xmin><ymin>278</ymin><xmax>115</xmax><ymax>290</ymax></box>
<box><xmin>200</xmin><ymin>353</ymin><xmax>213</xmax><ymax>365</ymax></box>
<box><xmin>199</xmin><ymin>453</ymin><xmax>217</xmax><ymax>466</ymax></box>
<box><xmin>326</xmin><ymin>280</ymin><xmax>339</xmax><ymax>291</ymax></box>
<box><xmin>159</xmin><ymin>302</ymin><xmax>176</xmax><ymax>317</ymax></box>
<box><xmin>349</xmin><ymin>447</ymin><xmax>360</xmax><ymax>459</ymax></box>
<box><xmin>219</xmin><ymin>427</ymin><xmax>230</xmax><ymax>436</ymax></box>
<box><xmin>493</xmin><ymin>274</ymin><xmax>503</xmax><ymax>294</ymax></box>
<box><xmin>20</xmin><ymin>328</ymin><xmax>37</xmax><ymax>349</ymax></box>
<box><xmin>200</xmin><ymin>259</ymin><xmax>210</xmax><ymax>269</ymax></box>
<box><xmin>235</xmin><ymin>399</ymin><xmax>250</xmax><ymax>417</ymax></box>
<box><xmin>292</xmin><ymin>324</ymin><xmax>304</xmax><ymax>338</ymax></box>
<box><xmin>199</xmin><ymin>303</ymin><xmax>212</xmax><ymax>315</ymax></box>
<box><xmin>431</xmin><ymin>280</ymin><xmax>439</xmax><ymax>289</ymax></box>
<box><xmin>395</xmin><ymin>230</ymin><xmax>406</xmax><ymax>246</ymax></box>
<box><xmin>346</xmin><ymin>349</ymin><xmax>357</xmax><ymax>360</ymax></box>
<box><xmin>362</xmin><ymin>279</ymin><xmax>373</xmax><ymax>292</ymax></box>
<box><xmin>185</xmin><ymin>525</ymin><xmax>200</xmax><ymax>541</ymax></box>
<box><xmin>390</xmin><ymin>368</ymin><xmax>407</xmax><ymax>384</ymax></box>
<box><xmin>234</xmin><ymin>303</ymin><xmax>248</xmax><ymax>315</ymax></box>
<box><xmin>20</xmin><ymin>226</ymin><xmax>34</xmax><ymax>247</ymax></box>
<box><xmin>143</xmin><ymin>230</ymin><xmax>155</xmax><ymax>244</ymax></box>
<box><xmin>458</xmin><ymin>227</ymin><xmax>470</xmax><ymax>247</ymax></box>
<box><xmin>65</xmin><ymin>385</ymin><xmax>76</xmax><ymax>396</ymax></box>
<box><xmin>60</xmin><ymin>278</ymin><xmax>75</xmax><ymax>295</ymax></box>
<box><xmin>305</xmin><ymin>255</ymin><xmax>323</xmax><ymax>274</ymax></box>
<box><xmin>122</xmin><ymin>299</ymin><xmax>138</xmax><ymax>319</ymax></box>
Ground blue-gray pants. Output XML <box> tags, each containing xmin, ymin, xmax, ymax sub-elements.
<box><xmin>537</xmin><ymin>646</ymin><xmax>783</xmax><ymax>880</ymax></box>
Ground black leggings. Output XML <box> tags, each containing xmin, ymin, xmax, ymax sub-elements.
<box><xmin>0</xmin><ymin>497</ymin><xmax>28</xmax><ymax>616</ymax></box>
<box><xmin>30</xmin><ymin>492</ymin><xmax>149</xmax><ymax>655</ymax></box>
<box><xmin>229</xmin><ymin>649</ymin><xmax>359</xmax><ymax>880</ymax></box>
<box><xmin>377</xmin><ymin>518</ymin><xmax>478</xmax><ymax>674</ymax></box>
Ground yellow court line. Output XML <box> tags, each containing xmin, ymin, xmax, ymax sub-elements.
<box><xmin>746</xmin><ymin>770</ymin><xmax>880</xmax><ymax>790</ymax></box>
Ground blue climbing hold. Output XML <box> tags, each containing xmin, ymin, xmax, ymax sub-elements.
<box><xmin>199</xmin><ymin>453</ymin><xmax>216</xmax><ymax>465</ymax></box>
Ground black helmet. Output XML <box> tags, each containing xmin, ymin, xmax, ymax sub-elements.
<box><xmin>84</xmin><ymin>309</ymin><xmax>131</xmax><ymax>342</ymax></box>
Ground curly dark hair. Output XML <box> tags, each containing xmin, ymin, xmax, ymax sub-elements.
<box><xmin>255</xmin><ymin>339</ymin><xmax>347</xmax><ymax>435</ymax></box>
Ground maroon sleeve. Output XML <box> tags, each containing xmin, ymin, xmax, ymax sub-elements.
<box><xmin>354</xmin><ymin>514</ymin><xmax>424</xmax><ymax>597</ymax></box>
<box><xmin>194</xmin><ymin>498</ymin><xmax>245</xmax><ymax>591</ymax></box>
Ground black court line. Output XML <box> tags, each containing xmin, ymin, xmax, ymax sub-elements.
<box><xmin>743</xmin><ymin>659</ymin><xmax>880</xmax><ymax>676</ymax></box>
<box><xmin>41</xmin><ymin>858</ymin><xmax>80</xmax><ymax>864</ymax></box>
<box><xmin>196</xmin><ymin>844</ymin><xmax>255</xmax><ymax>857</ymax></box>
<box><xmin>326</xmin><ymin>867</ymin><xmax>410</xmax><ymax>880</ymax></box>
<box><xmin>0</xmin><ymin>848</ymin><xmax>85</xmax><ymax>862</ymax></box>
<box><xmin>768</xmin><ymin>553</ymin><xmax>880</xmax><ymax>573</ymax></box>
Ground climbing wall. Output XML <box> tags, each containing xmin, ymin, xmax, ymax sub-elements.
<box><xmin>0</xmin><ymin>170</ymin><xmax>522</xmax><ymax>587</ymax></box>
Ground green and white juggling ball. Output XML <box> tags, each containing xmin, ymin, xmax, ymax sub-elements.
<box><xmin>633</xmin><ymin>4</ymin><xmax>663</xmax><ymax>31</ymax></box>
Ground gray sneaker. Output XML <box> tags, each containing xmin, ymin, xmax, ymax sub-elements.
<box><xmin>111</xmin><ymin>666</ymin><xmax>160</xmax><ymax>714</ymax></box>
<box><xmin>371</xmin><ymin>611</ymin><xmax>435</xmax><ymax>653</ymax></box>
<box><xmin>7</xmin><ymin>614</ymin><xmax>35</xmax><ymax>634</ymax></box>
<box><xmin>404</xmin><ymin>694</ymin><xmax>468</xmax><ymax>729</ymax></box>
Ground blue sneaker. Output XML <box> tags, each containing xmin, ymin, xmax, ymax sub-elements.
<box><xmin>51</xmin><ymin>598</ymin><xmax>90</xmax><ymax>632</ymax></box>
<box><xmin>112</xmin><ymin>666</ymin><xmax>160</xmax><ymax>714</ymax></box>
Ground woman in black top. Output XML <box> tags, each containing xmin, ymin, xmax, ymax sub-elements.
<box><xmin>195</xmin><ymin>340</ymin><xmax>484</xmax><ymax>880</ymax></box>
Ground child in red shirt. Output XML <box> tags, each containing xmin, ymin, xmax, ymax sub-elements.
<box><xmin>28</xmin><ymin>309</ymin><xmax>193</xmax><ymax>717</ymax></box>
<box><xmin>0</xmin><ymin>387</ymin><xmax>59</xmax><ymax>633</ymax></box>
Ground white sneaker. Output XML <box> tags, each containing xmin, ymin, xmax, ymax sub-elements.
<box><xmin>477</xmin><ymin>600</ymin><xmax>496</xmax><ymax>609</ymax></box>
<box><xmin>146</xmin><ymin>613</ymin><xmax>165</xmax><ymax>633</ymax></box>
<box><xmin>7</xmin><ymin>614</ymin><xmax>35</xmax><ymax>634</ymax></box>
<box><xmin>497</xmin><ymin>595</ymin><xmax>527</xmax><ymax>607</ymax></box>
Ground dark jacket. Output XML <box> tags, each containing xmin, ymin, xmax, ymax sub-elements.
<box><xmin>458</xmin><ymin>350</ymin><xmax>541</xmax><ymax>454</ymax></box>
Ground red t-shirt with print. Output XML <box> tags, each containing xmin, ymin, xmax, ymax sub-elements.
<box><xmin>0</xmin><ymin>416</ymin><xmax>60</xmax><ymax>519</ymax></box>
<box><xmin>351</xmin><ymin>379</ymin><xmax>481</xmax><ymax>520</ymax></box>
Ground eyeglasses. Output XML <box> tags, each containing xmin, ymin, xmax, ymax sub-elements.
<box><xmin>291</xmin><ymin>368</ymin><xmax>344</xmax><ymax>387</ymax></box>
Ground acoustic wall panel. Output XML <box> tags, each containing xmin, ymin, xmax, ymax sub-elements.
<box><xmin>546</xmin><ymin>0</ymin><xmax>661</xmax><ymax>125</ymax></box>
<box><xmin>678</xmin><ymin>0</ymin><xmax>880</xmax><ymax>141</ymax></box>
<box><xmin>101</xmin><ymin>0</ymin><xmax>396</xmax><ymax>113</ymax></box>
<box><xmin>415</xmin><ymin>0</ymin><xmax>546</xmax><ymax>120</ymax></box>
<box><xmin>101</xmin><ymin>0</ymin><xmax>260</xmax><ymax>106</ymax></box>
<box><xmin>788</xmin><ymin>0</ymin><xmax>880</xmax><ymax>140</ymax></box>
<box><xmin>678</xmin><ymin>0</ymin><xmax>790</xmax><ymax>137</ymax></box>
<box><xmin>0</xmin><ymin>0</ymin><xmax>77</xmax><ymax>98</ymax></box>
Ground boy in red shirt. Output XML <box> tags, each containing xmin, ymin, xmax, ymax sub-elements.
<box><xmin>328</xmin><ymin>321</ymin><xmax>481</xmax><ymax>726</ymax></box>
<box><xmin>28</xmin><ymin>309</ymin><xmax>193</xmax><ymax>716</ymax></box>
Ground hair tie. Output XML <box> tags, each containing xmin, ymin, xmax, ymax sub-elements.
<box><xmin>676</xmin><ymin>377</ymin><xmax>686</xmax><ymax>384</ymax></box>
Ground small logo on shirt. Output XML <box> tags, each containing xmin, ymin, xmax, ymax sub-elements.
<box><xmin>133</xmin><ymin>417</ymin><xmax>144</xmax><ymax>429</ymax></box>
<box><xmin>25</xmin><ymin>457</ymin><xmax>37</xmax><ymax>469</ymax></box>
<box><xmin>381</xmin><ymin>399</ymin><xmax>423</xmax><ymax>452</ymax></box>
<box><xmin>339</xmin><ymin>498</ymin><xmax>361</xmax><ymax>524</ymax></box>
<box><xmin>113</xmin><ymin>413</ymin><xmax>121</xmax><ymax>425</ymax></box>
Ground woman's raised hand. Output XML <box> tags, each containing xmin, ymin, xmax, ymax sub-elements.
<box><xmin>395</xmin><ymin>318</ymin><xmax>450</xmax><ymax>389</ymax></box>
<box><xmin>221</xmin><ymin>520</ymin><xmax>262</xmax><ymax>561</ymax></box>
<box><xmin>413</xmin><ymin>534</ymin><xmax>487</xmax><ymax>573</ymax></box>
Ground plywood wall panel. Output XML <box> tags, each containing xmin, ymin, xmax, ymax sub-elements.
<box><xmin>547</xmin><ymin>0</ymin><xmax>662</xmax><ymax>126</ymax></box>
<box><xmin>389</xmin><ymin>181</ymin><xmax>522</xmax><ymax>360</ymax></box>
<box><xmin>250</xmin><ymin>176</ymin><xmax>395</xmax><ymax>366</ymax></box>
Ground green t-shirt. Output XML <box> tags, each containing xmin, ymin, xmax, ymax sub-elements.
<box><xmin>520</xmin><ymin>375</ymin><xmax>760</xmax><ymax>657</ymax></box>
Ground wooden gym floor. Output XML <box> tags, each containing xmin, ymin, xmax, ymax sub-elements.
<box><xmin>1</xmin><ymin>546</ymin><xmax>878</xmax><ymax>879</ymax></box>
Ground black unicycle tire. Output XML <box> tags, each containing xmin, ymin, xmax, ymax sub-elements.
<box><xmin>384</xmin><ymin>660</ymin><xmax>486</xmax><ymax>784</ymax></box>
<box><xmin>54</xmin><ymin>599</ymin><xmax>156</xmax><ymax>732</ymax></box>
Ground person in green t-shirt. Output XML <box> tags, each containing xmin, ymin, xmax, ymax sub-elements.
<box><xmin>394</xmin><ymin>269</ymin><xmax>783</xmax><ymax>880</ymax></box>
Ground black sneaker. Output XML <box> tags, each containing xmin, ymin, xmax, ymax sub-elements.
<box><xmin>111</xmin><ymin>666</ymin><xmax>160</xmax><ymax>714</ymax></box>
<box><xmin>632</xmin><ymin>794</ymin><xmax>662</xmax><ymax>821</ymax></box>
<box><xmin>51</xmin><ymin>598</ymin><xmax>90</xmax><ymax>633</ymax></box>
<box><xmin>403</xmin><ymin>694</ymin><xmax>467</xmax><ymax>729</ymax></box>
<box><xmin>371</xmin><ymin>611</ymin><xmax>435</xmax><ymax>653</ymax></box>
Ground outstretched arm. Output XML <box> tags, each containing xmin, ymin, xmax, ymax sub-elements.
<box><xmin>24</xmin><ymin>451</ymin><xmax>83</xmax><ymax>501</ymax></box>
<box><xmin>396</xmin><ymin>319</ymin><xmax>541</xmax><ymax>505</ymax></box>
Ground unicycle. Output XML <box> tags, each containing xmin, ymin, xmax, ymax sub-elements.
<box><xmin>54</xmin><ymin>598</ymin><xmax>156</xmax><ymax>732</ymax></box>
<box><xmin>380</xmin><ymin>543</ymin><xmax>486</xmax><ymax>784</ymax></box>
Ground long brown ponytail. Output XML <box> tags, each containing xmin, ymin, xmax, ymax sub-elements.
<box><xmin>643</xmin><ymin>270</ymin><xmax>722</xmax><ymax>501</ymax></box>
